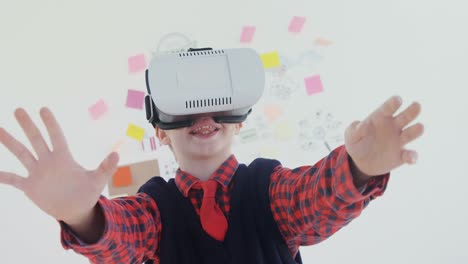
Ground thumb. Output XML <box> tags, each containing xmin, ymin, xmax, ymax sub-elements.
<box><xmin>95</xmin><ymin>152</ymin><xmax>120</xmax><ymax>180</ymax></box>
<box><xmin>345</xmin><ymin>120</ymin><xmax>369</xmax><ymax>144</ymax></box>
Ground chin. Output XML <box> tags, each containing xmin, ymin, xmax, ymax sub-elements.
<box><xmin>190</xmin><ymin>145</ymin><xmax>225</xmax><ymax>159</ymax></box>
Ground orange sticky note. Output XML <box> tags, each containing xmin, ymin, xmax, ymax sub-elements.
<box><xmin>113</xmin><ymin>166</ymin><xmax>132</xmax><ymax>187</ymax></box>
<box><xmin>314</xmin><ymin>37</ymin><xmax>333</xmax><ymax>47</ymax></box>
<box><xmin>264</xmin><ymin>104</ymin><xmax>282</xmax><ymax>122</ymax></box>
<box><xmin>111</xmin><ymin>138</ymin><xmax>126</xmax><ymax>152</ymax></box>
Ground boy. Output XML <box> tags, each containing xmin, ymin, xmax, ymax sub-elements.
<box><xmin>0</xmin><ymin>94</ymin><xmax>423</xmax><ymax>263</ymax></box>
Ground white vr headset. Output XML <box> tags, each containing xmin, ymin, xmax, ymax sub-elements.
<box><xmin>145</xmin><ymin>47</ymin><xmax>265</xmax><ymax>129</ymax></box>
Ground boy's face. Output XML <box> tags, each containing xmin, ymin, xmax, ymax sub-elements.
<box><xmin>155</xmin><ymin>115</ymin><xmax>242</xmax><ymax>161</ymax></box>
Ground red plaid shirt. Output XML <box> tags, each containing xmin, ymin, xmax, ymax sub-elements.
<box><xmin>60</xmin><ymin>145</ymin><xmax>389</xmax><ymax>263</ymax></box>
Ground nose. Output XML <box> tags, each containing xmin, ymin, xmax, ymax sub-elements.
<box><xmin>193</xmin><ymin>114</ymin><xmax>214</xmax><ymax>122</ymax></box>
<box><xmin>188</xmin><ymin>115</ymin><xmax>215</xmax><ymax>127</ymax></box>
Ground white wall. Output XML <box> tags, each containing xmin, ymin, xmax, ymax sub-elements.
<box><xmin>0</xmin><ymin>0</ymin><xmax>467</xmax><ymax>263</ymax></box>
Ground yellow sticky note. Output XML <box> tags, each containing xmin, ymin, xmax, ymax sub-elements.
<box><xmin>126</xmin><ymin>124</ymin><xmax>145</xmax><ymax>141</ymax></box>
<box><xmin>274</xmin><ymin>121</ymin><xmax>295</xmax><ymax>141</ymax></box>
<box><xmin>260</xmin><ymin>51</ymin><xmax>281</xmax><ymax>69</ymax></box>
<box><xmin>260</xmin><ymin>146</ymin><xmax>279</xmax><ymax>158</ymax></box>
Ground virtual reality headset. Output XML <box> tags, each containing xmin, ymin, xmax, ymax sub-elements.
<box><xmin>144</xmin><ymin>47</ymin><xmax>265</xmax><ymax>130</ymax></box>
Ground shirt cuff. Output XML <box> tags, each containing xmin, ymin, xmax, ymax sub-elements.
<box><xmin>332</xmin><ymin>145</ymin><xmax>390</xmax><ymax>204</ymax></box>
<box><xmin>59</xmin><ymin>195</ymin><xmax>116</xmax><ymax>254</ymax></box>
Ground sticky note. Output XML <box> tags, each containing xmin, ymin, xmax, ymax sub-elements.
<box><xmin>260</xmin><ymin>51</ymin><xmax>281</xmax><ymax>69</ymax></box>
<box><xmin>108</xmin><ymin>159</ymin><xmax>160</xmax><ymax>197</ymax></box>
<box><xmin>240</xmin><ymin>128</ymin><xmax>258</xmax><ymax>144</ymax></box>
<box><xmin>304</xmin><ymin>75</ymin><xmax>324</xmax><ymax>95</ymax></box>
<box><xmin>314</xmin><ymin>37</ymin><xmax>333</xmax><ymax>47</ymax></box>
<box><xmin>88</xmin><ymin>99</ymin><xmax>108</xmax><ymax>120</ymax></box>
<box><xmin>128</xmin><ymin>54</ymin><xmax>147</xmax><ymax>73</ymax></box>
<box><xmin>260</xmin><ymin>147</ymin><xmax>279</xmax><ymax>158</ymax></box>
<box><xmin>126</xmin><ymin>123</ymin><xmax>145</xmax><ymax>141</ymax></box>
<box><xmin>142</xmin><ymin>136</ymin><xmax>158</xmax><ymax>152</ymax></box>
<box><xmin>274</xmin><ymin>121</ymin><xmax>294</xmax><ymax>141</ymax></box>
<box><xmin>240</xmin><ymin>26</ymin><xmax>256</xmax><ymax>43</ymax></box>
<box><xmin>126</xmin><ymin>89</ymin><xmax>146</xmax><ymax>109</ymax></box>
<box><xmin>263</xmin><ymin>104</ymin><xmax>282</xmax><ymax>122</ymax></box>
<box><xmin>113</xmin><ymin>166</ymin><xmax>132</xmax><ymax>187</ymax></box>
<box><xmin>288</xmin><ymin>16</ymin><xmax>306</xmax><ymax>33</ymax></box>
<box><xmin>111</xmin><ymin>138</ymin><xmax>126</xmax><ymax>152</ymax></box>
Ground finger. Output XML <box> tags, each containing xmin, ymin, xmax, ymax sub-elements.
<box><xmin>400</xmin><ymin>123</ymin><xmax>424</xmax><ymax>146</ymax></box>
<box><xmin>14</xmin><ymin>108</ymin><xmax>50</xmax><ymax>157</ymax></box>
<box><xmin>0</xmin><ymin>171</ymin><xmax>25</xmax><ymax>190</ymax></box>
<box><xmin>345</xmin><ymin>120</ymin><xmax>369</xmax><ymax>144</ymax></box>
<box><xmin>394</xmin><ymin>102</ymin><xmax>422</xmax><ymax>129</ymax></box>
<box><xmin>401</xmin><ymin>149</ymin><xmax>418</xmax><ymax>164</ymax></box>
<box><xmin>39</xmin><ymin>107</ymin><xmax>70</xmax><ymax>153</ymax></box>
<box><xmin>95</xmin><ymin>152</ymin><xmax>120</xmax><ymax>180</ymax></box>
<box><xmin>0</xmin><ymin>127</ymin><xmax>37</xmax><ymax>170</ymax></box>
<box><xmin>378</xmin><ymin>95</ymin><xmax>403</xmax><ymax>117</ymax></box>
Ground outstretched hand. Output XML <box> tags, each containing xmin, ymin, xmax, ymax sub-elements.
<box><xmin>345</xmin><ymin>96</ymin><xmax>424</xmax><ymax>177</ymax></box>
<box><xmin>0</xmin><ymin>108</ymin><xmax>119</xmax><ymax>224</ymax></box>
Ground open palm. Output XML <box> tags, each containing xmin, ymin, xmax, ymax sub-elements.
<box><xmin>0</xmin><ymin>108</ymin><xmax>119</xmax><ymax>223</ymax></box>
<box><xmin>345</xmin><ymin>96</ymin><xmax>424</xmax><ymax>176</ymax></box>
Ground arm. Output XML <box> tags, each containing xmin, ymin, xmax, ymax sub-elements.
<box><xmin>269</xmin><ymin>145</ymin><xmax>389</xmax><ymax>251</ymax></box>
<box><xmin>0</xmin><ymin>108</ymin><xmax>163</xmax><ymax>263</ymax></box>
<box><xmin>270</xmin><ymin>96</ymin><xmax>424</xmax><ymax>254</ymax></box>
<box><xmin>60</xmin><ymin>193</ymin><xmax>161</xmax><ymax>264</ymax></box>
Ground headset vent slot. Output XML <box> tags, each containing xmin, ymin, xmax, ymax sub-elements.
<box><xmin>179</xmin><ymin>49</ymin><xmax>225</xmax><ymax>57</ymax></box>
<box><xmin>185</xmin><ymin>97</ymin><xmax>232</xmax><ymax>109</ymax></box>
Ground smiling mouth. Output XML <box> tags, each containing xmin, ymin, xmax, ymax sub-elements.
<box><xmin>189</xmin><ymin>125</ymin><xmax>220</xmax><ymax>136</ymax></box>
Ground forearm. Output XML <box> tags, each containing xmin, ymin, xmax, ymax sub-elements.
<box><xmin>270</xmin><ymin>145</ymin><xmax>390</xmax><ymax>246</ymax></box>
<box><xmin>349</xmin><ymin>157</ymin><xmax>373</xmax><ymax>189</ymax></box>
<box><xmin>60</xmin><ymin>194</ymin><xmax>160</xmax><ymax>263</ymax></box>
<box><xmin>62</xmin><ymin>203</ymin><xmax>105</xmax><ymax>244</ymax></box>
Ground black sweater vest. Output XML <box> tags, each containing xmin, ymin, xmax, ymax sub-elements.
<box><xmin>138</xmin><ymin>158</ymin><xmax>303</xmax><ymax>264</ymax></box>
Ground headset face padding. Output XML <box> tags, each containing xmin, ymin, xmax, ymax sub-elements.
<box><xmin>145</xmin><ymin>95</ymin><xmax>251</xmax><ymax>130</ymax></box>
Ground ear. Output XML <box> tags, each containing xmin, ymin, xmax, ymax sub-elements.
<box><xmin>234</xmin><ymin>123</ymin><xmax>243</xmax><ymax>135</ymax></box>
<box><xmin>155</xmin><ymin>127</ymin><xmax>171</xmax><ymax>145</ymax></box>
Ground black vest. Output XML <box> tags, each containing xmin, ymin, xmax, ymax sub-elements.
<box><xmin>138</xmin><ymin>158</ymin><xmax>303</xmax><ymax>264</ymax></box>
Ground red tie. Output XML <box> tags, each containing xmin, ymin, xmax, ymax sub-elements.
<box><xmin>199</xmin><ymin>180</ymin><xmax>228</xmax><ymax>241</ymax></box>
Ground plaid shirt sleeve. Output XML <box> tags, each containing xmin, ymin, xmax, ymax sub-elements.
<box><xmin>59</xmin><ymin>193</ymin><xmax>161</xmax><ymax>264</ymax></box>
<box><xmin>269</xmin><ymin>145</ymin><xmax>389</xmax><ymax>253</ymax></box>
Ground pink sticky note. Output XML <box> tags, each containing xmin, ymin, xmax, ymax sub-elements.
<box><xmin>288</xmin><ymin>16</ymin><xmax>306</xmax><ymax>33</ymax></box>
<box><xmin>304</xmin><ymin>75</ymin><xmax>324</xmax><ymax>95</ymax></box>
<box><xmin>240</xmin><ymin>26</ymin><xmax>256</xmax><ymax>43</ymax></box>
<box><xmin>126</xmin><ymin>89</ymin><xmax>146</xmax><ymax>109</ymax></box>
<box><xmin>88</xmin><ymin>99</ymin><xmax>108</xmax><ymax>120</ymax></box>
<box><xmin>128</xmin><ymin>54</ymin><xmax>147</xmax><ymax>73</ymax></box>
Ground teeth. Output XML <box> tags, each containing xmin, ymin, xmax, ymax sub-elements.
<box><xmin>192</xmin><ymin>125</ymin><xmax>217</xmax><ymax>134</ymax></box>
